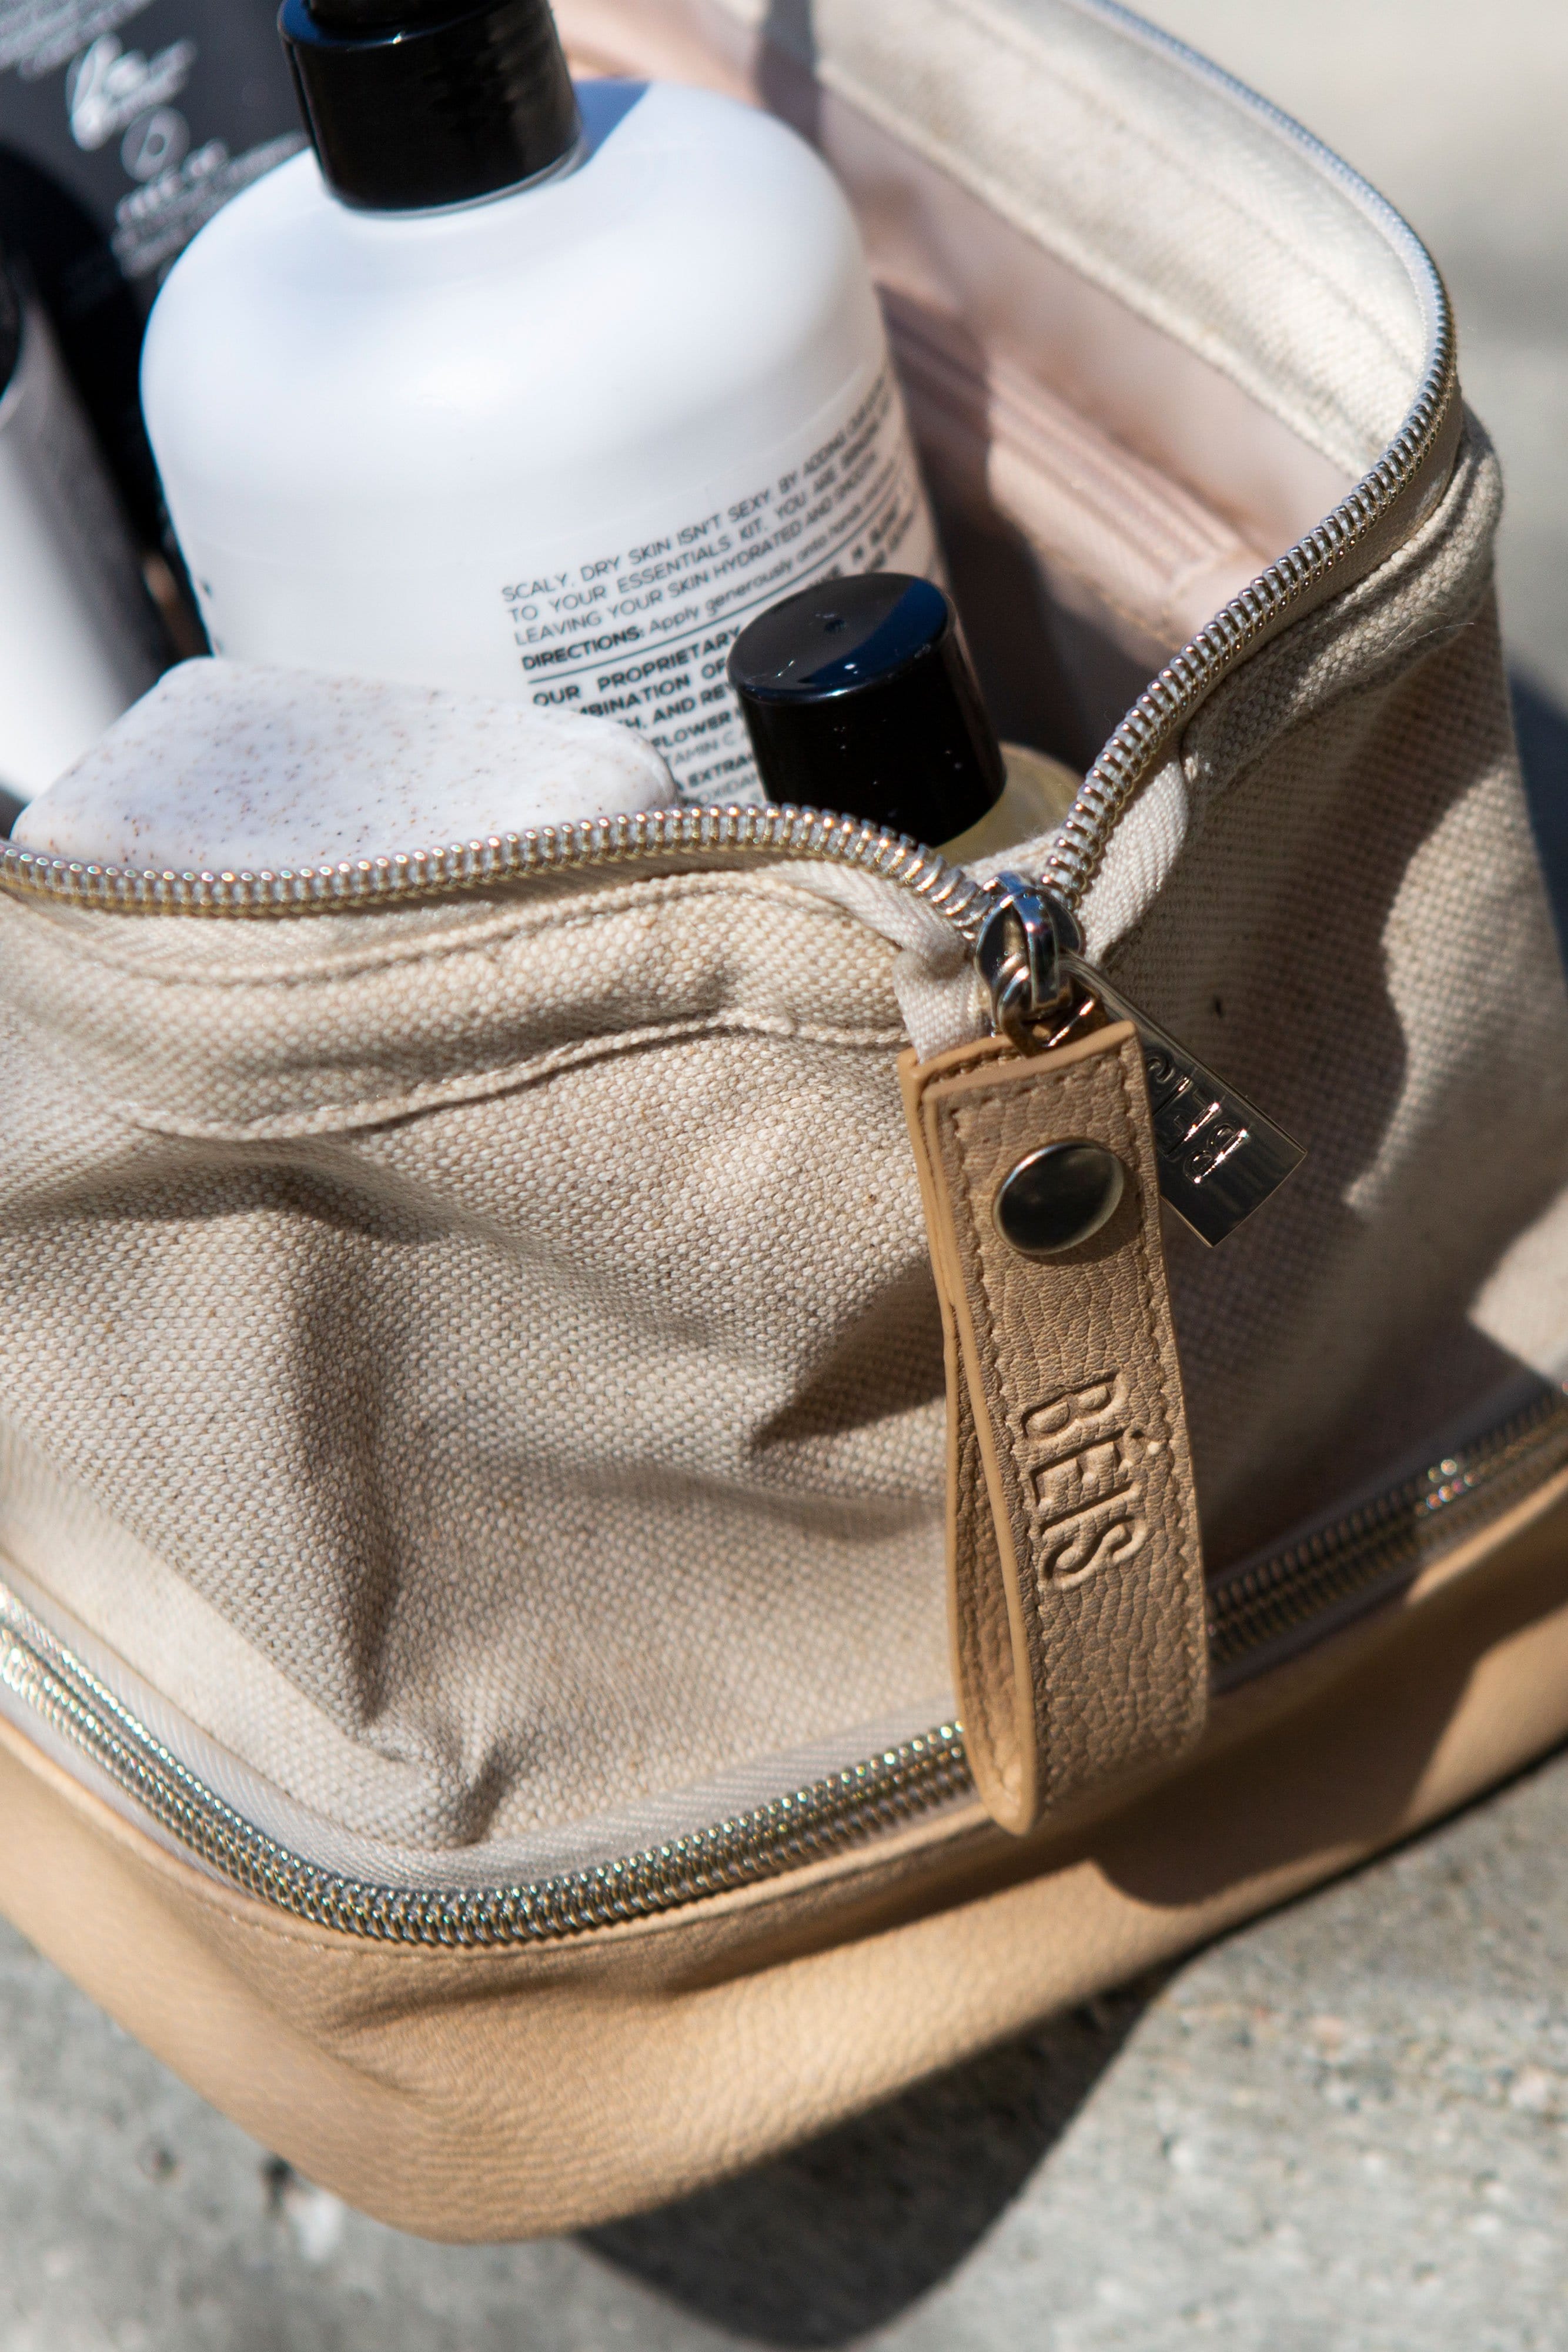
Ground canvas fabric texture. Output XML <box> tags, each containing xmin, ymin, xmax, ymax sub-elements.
<box><xmin>0</xmin><ymin>869</ymin><xmax>952</xmax><ymax>1852</ymax></box>
<box><xmin>0</xmin><ymin>411</ymin><xmax>1562</xmax><ymax>1867</ymax></box>
<box><xmin>1092</xmin><ymin>421</ymin><xmax>1568</xmax><ymax>1565</ymax></box>
<box><xmin>4</xmin><ymin>1472</ymin><xmax>1568</xmax><ymax>2241</ymax></box>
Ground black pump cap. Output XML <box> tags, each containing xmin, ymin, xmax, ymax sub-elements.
<box><xmin>279</xmin><ymin>0</ymin><xmax>581</xmax><ymax>212</ymax></box>
<box><xmin>728</xmin><ymin>574</ymin><xmax>1004</xmax><ymax>841</ymax></box>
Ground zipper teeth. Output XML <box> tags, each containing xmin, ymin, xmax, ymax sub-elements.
<box><xmin>0</xmin><ymin>333</ymin><xmax>1454</xmax><ymax>933</ymax></box>
<box><xmin>0</xmin><ymin>801</ymin><xmax>994</xmax><ymax>936</ymax></box>
<box><xmin>0</xmin><ymin>1585</ymin><xmax>968</xmax><ymax>1942</ymax></box>
<box><xmin>0</xmin><ymin>5</ymin><xmax>1456</xmax><ymax>937</ymax></box>
<box><xmin>4</xmin><ymin>1384</ymin><xmax>1563</xmax><ymax>1946</ymax></box>
<box><xmin>1042</xmin><ymin>313</ymin><xmax>1458</xmax><ymax>913</ymax></box>
<box><xmin>1206</xmin><ymin>1388</ymin><xmax>1568</xmax><ymax>1675</ymax></box>
<box><xmin>1</xmin><ymin>310</ymin><xmax>1453</xmax><ymax>933</ymax></box>
<box><xmin>0</xmin><ymin>346</ymin><xmax>1456</xmax><ymax>934</ymax></box>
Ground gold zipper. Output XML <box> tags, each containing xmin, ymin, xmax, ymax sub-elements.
<box><xmin>4</xmin><ymin>1382</ymin><xmax>1563</xmax><ymax>1944</ymax></box>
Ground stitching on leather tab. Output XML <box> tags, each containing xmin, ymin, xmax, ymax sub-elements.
<box><xmin>1109</xmin><ymin>1041</ymin><xmax>1204</xmax><ymax>1705</ymax></box>
<box><xmin>943</xmin><ymin>1087</ymin><xmax>1047</xmax><ymax>1668</ymax></box>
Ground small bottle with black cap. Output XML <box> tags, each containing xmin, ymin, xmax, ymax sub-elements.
<box><xmin>138</xmin><ymin>0</ymin><xmax>941</xmax><ymax>804</ymax></box>
<box><xmin>728</xmin><ymin>573</ymin><xmax>1078</xmax><ymax>861</ymax></box>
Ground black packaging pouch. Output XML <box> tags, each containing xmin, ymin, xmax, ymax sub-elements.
<box><xmin>0</xmin><ymin>1</ymin><xmax>303</xmax><ymax>539</ymax></box>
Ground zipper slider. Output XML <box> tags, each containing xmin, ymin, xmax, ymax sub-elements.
<box><xmin>975</xmin><ymin>874</ymin><xmax>1304</xmax><ymax>1246</ymax></box>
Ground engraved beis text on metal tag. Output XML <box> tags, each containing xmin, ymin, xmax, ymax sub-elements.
<box><xmin>1065</xmin><ymin>956</ymin><xmax>1305</xmax><ymax>1247</ymax></box>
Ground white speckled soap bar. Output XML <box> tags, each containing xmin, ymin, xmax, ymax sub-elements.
<box><xmin>13</xmin><ymin>659</ymin><xmax>676</xmax><ymax>869</ymax></box>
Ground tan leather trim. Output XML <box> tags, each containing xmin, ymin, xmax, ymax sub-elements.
<box><xmin>901</xmin><ymin>1025</ymin><xmax>1207</xmax><ymax>1832</ymax></box>
<box><xmin>2</xmin><ymin>1481</ymin><xmax>1568</xmax><ymax>2241</ymax></box>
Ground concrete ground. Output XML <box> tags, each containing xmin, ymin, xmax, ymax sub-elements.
<box><xmin>3</xmin><ymin>5</ymin><xmax>1567</xmax><ymax>2347</ymax></box>
<box><xmin>3</xmin><ymin>1752</ymin><xmax>1566</xmax><ymax>2350</ymax></box>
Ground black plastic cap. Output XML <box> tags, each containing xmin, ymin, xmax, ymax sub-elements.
<box><xmin>728</xmin><ymin>573</ymin><xmax>1004</xmax><ymax>841</ymax></box>
<box><xmin>279</xmin><ymin>0</ymin><xmax>581</xmax><ymax>212</ymax></box>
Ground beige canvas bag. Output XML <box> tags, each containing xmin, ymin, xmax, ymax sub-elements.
<box><xmin>4</xmin><ymin>0</ymin><xmax>1568</xmax><ymax>2241</ymax></box>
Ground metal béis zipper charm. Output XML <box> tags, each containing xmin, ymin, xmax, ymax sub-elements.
<box><xmin>975</xmin><ymin>874</ymin><xmax>1305</xmax><ymax>1246</ymax></box>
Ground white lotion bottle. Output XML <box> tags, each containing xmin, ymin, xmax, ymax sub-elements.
<box><xmin>139</xmin><ymin>0</ymin><xmax>942</xmax><ymax>806</ymax></box>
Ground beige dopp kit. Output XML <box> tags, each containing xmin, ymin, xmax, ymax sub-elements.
<box><xmin>2</xmin><ymin>0</ymin><xmax>1567</xmax><ymax>2241</ymax></box>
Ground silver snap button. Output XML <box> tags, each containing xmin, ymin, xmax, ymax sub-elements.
<box><xmin>993</xmin><ymin>1141</ymin><xmax>1125</xmax><ymax>1258</ymax></box>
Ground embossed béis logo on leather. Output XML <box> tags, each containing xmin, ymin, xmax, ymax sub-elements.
<box><xmin>1013</xmin><ymin>1374</ymin><xmax>1155</xmax><ymax>1590</ymax></box>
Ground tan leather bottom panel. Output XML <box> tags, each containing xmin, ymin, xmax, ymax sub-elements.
<box><xmin>4</xmin><ymin>1488</ymin><xmax>1568</xmax><ymax>2243</ymax></box>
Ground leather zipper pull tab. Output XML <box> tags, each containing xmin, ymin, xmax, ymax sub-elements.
<box><xmin>901</xmin><ymin>1019</ymin><xmax>1208</xmax><ymax>1836</ymax></box>
<box><xmin>976</xmin><ymin>877</ymin><xmax>1305</xmax><ymax>1247</ymax></box>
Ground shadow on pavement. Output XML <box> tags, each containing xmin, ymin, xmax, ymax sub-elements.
<box><xmin>583</xmin><ymin>1980</ymin><xmax>1154</xmax><ymax>2348</ymax></box>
